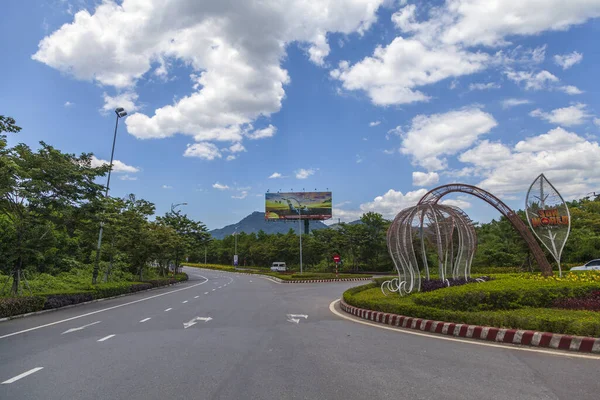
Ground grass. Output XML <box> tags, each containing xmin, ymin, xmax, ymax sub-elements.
<box><xmin>184</xmin><ymin>263</ymin><xmax>372</xmax><ymax>281</ymax></box>
<box><xmin>343</xmin><ymin>273</ymin><xmax>600</xmax><ymax>337</ymax></box>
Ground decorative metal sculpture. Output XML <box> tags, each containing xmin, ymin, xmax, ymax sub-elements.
<box><xmin>525</xmin><ymin>174</ymin><xmax>571</xmax><ymax>277</ymax></box>
<box><xmin>383</xmin><ymin>203</ymin><xmax>476</xmax><ymax>296</ymax></box>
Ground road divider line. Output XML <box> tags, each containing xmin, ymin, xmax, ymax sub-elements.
<box><xmin>97</xmin><ymin>334</ymin><xmax>115</xmax><ymax>342</ymax></box>
<box><xmin>194</xmin><ymin>296</ymin><xmax>199</xmax><ymax>299</ymax></box>
<box><xmin>212</xmin><ymin>289</ymin><xmax>216</xmax><ymax>291</ymax></box>
<box><xmin>0</xmin><ymin>276</ymin><xmax>209</xmax><ymax>340</ymax></box>
<box><xmin>140</xmin><ymin>318</ymin><xmax>151</xmax><ymax>323</ymax></box>
<box><xmin>182</xmin><ymin>300</ymin><xmax>188</xmax><ymax>304</ymax></box>
<box><xmin>329</xmin><ymin>300</ymin><xmax>600</xmax><ymax>360</ymax></box>
<box><xmin>164</xmin><ymin>308</ymin><xmax>172</xmax><ymax>312</ymax></box>
<box><xmin>1</xmin><ymin>367</ymin><xmax>44</xmax><ymax>384</ymax></box>
<box><xmin>204</xmin><ymin>292</ymin><xmax>209</xmax><ymax>295</ymax></box>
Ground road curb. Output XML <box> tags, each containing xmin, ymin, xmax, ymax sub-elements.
<box><xmin>0</xmin><ymin>280</ymin><xmax>187</xmax><ymax>323</ymax></box>
<box><xmin>185</xmin><ymin>267</ymin><xmax>372</xmax><ymax>283</ymax></box>
<box><xmin>339</xmin><ymin>299</ymin><xmax>600</xmax><ymax>354</ymax></box>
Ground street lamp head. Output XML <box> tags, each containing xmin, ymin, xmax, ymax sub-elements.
<box><xmin>115</xmin><ymin>107</ymin><xmax>127</xmax><ymax>118</ymax></box>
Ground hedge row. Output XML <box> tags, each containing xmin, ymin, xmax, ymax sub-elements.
<box><xmin>0</xmin><ymin>273</ymin><xmax>188</xmax><ymax>318</ymax></box>
<box><xmin>343</xmin><ymin>279</ymin><xmax>600</xmax><ymax>337</ymax></box>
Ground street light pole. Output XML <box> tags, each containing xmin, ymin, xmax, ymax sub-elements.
<box><xmin>171</xmin><ymin>202</ymin><xmax>188</xmax><ymax>274</ymax></box>
<box><xmin>92</xmin><ymin>107</ymin><xmax>127</xmax><ymax>285</ymax></box>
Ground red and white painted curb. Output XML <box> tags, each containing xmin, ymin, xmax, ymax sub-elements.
<box><xmin>340</xmin><ymin>299</ymin><xmax>600</xmax><ymax>354</ymax></box>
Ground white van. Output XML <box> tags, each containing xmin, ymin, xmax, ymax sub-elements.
<box><xmin>271</xmin><ymin>262</ymin><xmax>287</xmax><ymax>272</ymax></box>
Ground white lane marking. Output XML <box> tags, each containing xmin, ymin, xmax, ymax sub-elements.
<box><xmin>1</xmin><ymin>367</ymin><xmax>44</xmax><ymax>384</ymax></box>
<box><xmin>140</xmin><ymin>318</ymin><xmax>151</xmax><ymax>323</ymax></box>
<box><xmin>61</xmin><ymin>321</ymin><xmax>101</xmax><ymax>335</ymax></box>
<box><xmin>164</xmin><ymin>308</ymin><xmax>172</xmax><ymax>312</ymax></box>
<box><xmin>0</xmin><ymin>276</ymin><xmax>209</xmax><ymax>340</ymax></box>
<box><xmin>97</xmin><ymin>334</ymin><xmax>115</xmax><ymax>342</ymax></box>
<box><xmin>249</xmin><ymin>280</ymin><xmax>253</xmax><ymax>283</ymax></box>
<box><xmin>194</xmin><ymin>296</ymin><xmax>199</xmax><ymax>299</ymax></box>
<box><xmin>204</xmin><ymin>292</ymin><xmax>209</xmax><ymax>295</ymax></box>
<box><xmin>286</xmin><ymin>314</ymin><xmax>308</xmax><ymax>324</ymax></box>
<box><xmin>218</xmin><ymin>286</ymin><xmax>222</xmax><ymax>289</ymax></box>
<box><xmin>328</xmin><ymin>300</ymin><xmax>600</xmax><ymax>360</ymax></box>
<box><xmin>182</xmin><ymin>300</ymin><xmax>188</xmax><ymax>304</ymax></box>
<box><xmin>183</xmin><ymin>316</ymin><xmax>213</xmax><ymax>329</ymax></box>
<box><xmin>212</xmin><ymin>289</ymin><xmax>216</xmax><ymax>291</ymax></box>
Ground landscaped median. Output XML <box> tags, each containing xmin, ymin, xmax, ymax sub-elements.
<box><xmin>341</xmin><ymin>272</ymin><xmax>600</xmax><ymax>353</ymax></box>
<box><xmin>0</xmin><ymin>273</ymin><xmax>188</xmax><ymax>319</ymax></box>
<box><xmin>185</xmin><ymin>263</ymin><xmax>373</xmax><ymax>283</ymax></box>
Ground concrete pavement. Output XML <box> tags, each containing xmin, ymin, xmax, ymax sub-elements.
<box><xmin>1</xmin><ymin>266</ymin><xmax>598</xmax><ymax>400</ymax></box>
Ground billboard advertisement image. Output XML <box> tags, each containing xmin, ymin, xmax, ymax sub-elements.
<box><xmin>265</xmin><ymin>192</ymin><xmax>332</xmax><ymax>220</ymax></box>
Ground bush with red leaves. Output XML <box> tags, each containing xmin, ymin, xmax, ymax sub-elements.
<box><xmin>552</xmin><ymin>291</ymin><xmax>600</xmax><ymax>311</ymax></box>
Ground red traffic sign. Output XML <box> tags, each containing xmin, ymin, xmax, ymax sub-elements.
<box><xmin>333</xmin><ymin>254</ymin><xmax>341</xmax><ymax>263</ymax></box>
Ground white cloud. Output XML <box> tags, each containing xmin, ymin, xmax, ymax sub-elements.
<box><xmin>246</xmin><ymin>125</ymin><xmax>277</xmax><ymax>140</ymax></box>
<box><xmin>212</xmin><ymin>182</ymin><xmax>230</xmax><ymax>190</ymax></box>
<box><xmin>458</xmin><ymin>127</ymin><xmax>600</xmax><ymax>198</ymax></box>
<box><xmin>501</xmin><ymin>98</ymin><xmax>532</xmax><ymax>109</ymax></box>
<box><xmin>399</xmin><ymin>107</ymin><xmax>497</xmax><ymax>171</ymax></box>
<box><xmin>529</xmin><ymin>103</ymin><xmax>591</xmax><ymax>127</ymax></box>
<box><xmin>33</xmin><ymin>0</ymin><xmax>384</xmax><ymax>155</ymax></box>
<box><xmin>505</xmin><ymin>70</ymin><xmax>559</xmax><ymax>90</ymax></box>
<box><xmin>469</xmin><ymin>82</ymin><xmax>500</xmax><ymax>91</ymax></box>
<box><xmin>229</xmin><ymin>142</ymin><xmax>246</xmax><ymax>153</ymax></box>
<box><xmin>595</xmin><ymin>118</ymin><xmax>600</xmax><ymax>127</ymax></box>
<box><xmin>559</xmin><ymin>85</ymin><xmax>583</xmax><ymax>95</ymax></box>
<box><xmin>90</xmin><ymin>155</ymin><xmax>139</xmax><ymax>173</ymax></box>
<box><xmin>359</xmin><ymin>188</ymin><xmax>428</xmax><ymax>219</ymax></box>
<box><xmin>226</xmin><ymin>155</ymin><xmax>236</xmax><ymax>161</ymax></box>
<box><xmin>412</xmin><ymin>171</ymin><xmax>439</xmax><ymax>186</ymax></box>
<box><xmin>232</xmin><ymin>190</ymin><xmax>248</xmax><ymax>199</ymax></box>
<box><xmin>331</xmin><ymin>37</ymin><xmax>488</xmax><ymax>105</ymax></box>
<box><xmin>119</xmin><ymin>174</ymin><xmax>137</xmax><ymax>181</ymax></box>
<box><xmin>554</xmin><ymin>51</ymin><xmax>583</xmax><ymax>70</ymax></box>
<box><xmin>369</xmin><ymin>120</ymin><xmax>381</xmax><ymax>127</ymax></box>
<box><xmin>356</xmin><ymin>154</ymin><xmax>363</xmax><ymax>164</ymax></box>
<box><xmin>162</xmin><ymin>185</ymin><xmax>173</xmax><ymax>189</ymax></box>
<box><xmin>296</xmin><ymin>168</ymin><xmax>317</xmax><ymax>179</ymax></box>
<box><xmin>440</xmin><ymin>199</ymin><xmax>472</xmax><ymax>209</ymax></box>
<box><xmin>268</xmin><ymin>172</ymin><xmax>283</xmax><ymax>179</ymax></box>
<box><xmin>183</xmin><ymin>142</ymin><xmax>222</xmax><ymax>160</ymax></box>
<box><xmin>101</xmin><ymin>91</ymin><xmax>139</xmax><ymax>114</ymax></box>
<box><xmin>64</xmin><ymin>101</ymin><xmax>74</xmax><ymax>107</ymax></box>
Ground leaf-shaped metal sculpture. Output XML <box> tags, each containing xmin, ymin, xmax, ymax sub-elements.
<box><xmin>525</xmin><ymin>174</ymin><xmax>571</xmax><ymax>277</ymax></box>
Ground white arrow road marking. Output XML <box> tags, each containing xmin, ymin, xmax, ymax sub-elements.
<box><xmin>183</xmin><ymin>316</ymin><xmax>213</xmax><ymax>329</ymax></box>
<box><xmin>61</xmin><ymin>321</ymin><xmax>101</xmax><ymax>335</ymax></box>
<box><xmin>97</xmin><ymin>334</ymin><xmax>115</xmax><ymax>342</ymax></box>
<box><xmin>286</xmin><ymin>314</ymin><xmax>308</xmax><ymax>324</ymax></box>
<box><xmin>140</xmin><ymin>318</ymin><xmax>151</xmax><ymax>323</ymax></box>
<box><xmin>2</xmin><ymin>367</ymin><xmax>44</xmax><ymax>384</ymax></box>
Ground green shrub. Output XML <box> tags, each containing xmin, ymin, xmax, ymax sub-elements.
<box><xmin>343</xmin><ymin>280</ymin><xmax>600</xmax><ymax>336</ymax></box>
<box><xmin>43</xmin><ymin>292</ymin><xmax>94</xmax><ymax>310</ymax></box>
<box><xmin>0</xmin><ymin>296</ymin><xmax>46</xmax><ymax>318</ymax></box>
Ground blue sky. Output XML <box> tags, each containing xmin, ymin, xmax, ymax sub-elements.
<box><xmin>2</xmin><ymin>0</ymin><xmax>600</xmax><ymax>230</ymax></box>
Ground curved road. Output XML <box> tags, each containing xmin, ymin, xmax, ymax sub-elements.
<box><xmin>0</xmin><ymin>267</ymin><xmax>598</xmax><ymax>400</ymax></box>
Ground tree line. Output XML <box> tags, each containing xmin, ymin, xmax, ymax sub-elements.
<box><xmin>0</xmin><ymin>116</ymin><xmax>210</xmax><ymax>294</ymax></box>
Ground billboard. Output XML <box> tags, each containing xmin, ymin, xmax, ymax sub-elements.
<box><xmin>265</xmin><ymin>192</ymin><xmax>332</xmax><ymax>220</ymax></box>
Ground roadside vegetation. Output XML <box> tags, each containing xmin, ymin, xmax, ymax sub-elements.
<box><xmin>345</xmin><ymin>271</ymin><xmax>600</xmax><ymax>336</ymax></box>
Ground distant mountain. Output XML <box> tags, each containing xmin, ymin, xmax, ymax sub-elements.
<box><xmin>210</xmin><ymin>211</ymin><xmax>329</xmax><ymax>239</ymax></box>
<box><xmin>327</xmin><ymin>220</ymin><xmax>362</xmax><ymax>230</ymax></box>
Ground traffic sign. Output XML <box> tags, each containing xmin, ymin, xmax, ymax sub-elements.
<box><xmin>333</xmin><ymin>254</ymin><xmax>341</xmax><ymax>263</ymax></box>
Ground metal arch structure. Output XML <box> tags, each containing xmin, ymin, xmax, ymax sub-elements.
<box><xmin>383</xmin><ymin>203</ymin><xmax>477</xmax><ymax>296</ymax></box>
<box><xmin>417</xmin><ymin>184</ymin><xmax>553</xmax><ymax>276</ymax></box>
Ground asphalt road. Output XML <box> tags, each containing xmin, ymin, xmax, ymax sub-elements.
<box><xmin>1</xmin><ymin>266</ymin><xmax>599</xmax><ymax>400</ymax></box>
